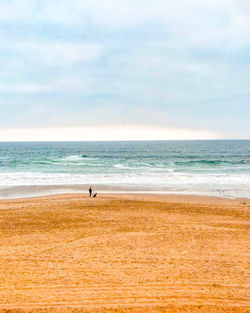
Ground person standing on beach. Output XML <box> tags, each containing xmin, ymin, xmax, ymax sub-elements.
<box><xmin>89</xmin><ymin>187</ymin><xmax>92</xmax><ymax>197</ymax></box>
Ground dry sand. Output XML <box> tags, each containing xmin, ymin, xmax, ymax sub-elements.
<box><xmin>0</xmin><ymin>193</ymin><xmax>249</xmax><ymax>312</ymax></box>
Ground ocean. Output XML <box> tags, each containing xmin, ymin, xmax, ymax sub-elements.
<box><xmin>0</xmin><ymin>140</ymin><xmax>249</xmax><ymax>199</ymax></box>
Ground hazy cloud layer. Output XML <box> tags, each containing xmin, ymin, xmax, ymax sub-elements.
<box><xmin>0</xmin><ymin>0</ymin><xmax>249</xmax><ymax>139</ymax></box>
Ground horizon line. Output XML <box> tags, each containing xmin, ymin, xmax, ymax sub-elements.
<box><xmin>0</xmin><ymin>139</ymin><xmax>249</xmax><ymax>143</ymax></box>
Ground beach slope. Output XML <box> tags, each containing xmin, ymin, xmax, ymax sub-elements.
<box><xmin>0</xmin><ymin>194</ymin><xmax>249</xmax><ymax>312</ymax></box>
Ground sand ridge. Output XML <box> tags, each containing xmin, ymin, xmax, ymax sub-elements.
<box><xmin>0</xmin><ymin>194</ymin><xmax>249</xmax><ymax>312</ymax></box>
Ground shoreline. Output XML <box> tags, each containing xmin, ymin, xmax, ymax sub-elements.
<box><xmin>0</xmin><ymin>184</ymin><xmax>249</xmax><ymax>200</ymax></box>
<box><xmin>1</xmin><ymin>192</ymin><xmax>250</xmax><ymax>207</ymax></box>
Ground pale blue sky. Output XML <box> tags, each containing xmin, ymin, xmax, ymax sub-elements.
<box><xmin>0</xmin><ymin>0</ymin><xmax>249</xmax><ymax>140</ymax></box>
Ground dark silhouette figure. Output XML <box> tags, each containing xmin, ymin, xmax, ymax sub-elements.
<box><xmin>89</xmin><ymin>187</ymin><xmax>92</xmax><ymax>197</ymax></box>
<box><xmin>93</xmin><ymin>193</ymin><xmax>97</xmax><ymax>198</ymax></box>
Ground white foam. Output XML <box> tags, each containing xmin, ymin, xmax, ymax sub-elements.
<box><xmin>0</xmin><ymin>171</ymin><xmax>249</xmax><ymax>199</ymax></box>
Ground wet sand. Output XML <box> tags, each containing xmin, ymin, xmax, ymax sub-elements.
<box><xmin>0</xmin><ymin>193</ymin><xmax>249</xmax><ymax>312</ymax></box>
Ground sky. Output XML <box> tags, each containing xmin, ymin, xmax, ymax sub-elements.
<box><xmin>0</xmin><ymin>0</ymin><xmax>249</xmax><ymax>141</ymax></box>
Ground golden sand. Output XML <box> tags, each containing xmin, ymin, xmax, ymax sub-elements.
<box><xmin>0</xmin><ymin>194</ymin><xmax>249</xmax><ymax>312</ymax></box>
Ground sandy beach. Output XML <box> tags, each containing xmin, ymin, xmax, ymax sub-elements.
<box><xmin>0</xmin><ymin>193</ymin><xmax>249</xmax><ymax>312</ymax></box>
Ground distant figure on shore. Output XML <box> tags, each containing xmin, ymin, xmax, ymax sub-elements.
<box><xmin>89</xmin><ymin>187</ymin><xmax>92</xmax><ymax>197</ymax></box>
<box><xmin>93</xmin><ymin>193</ymin><xmax>97</xmax><ymax>198</ymax></box>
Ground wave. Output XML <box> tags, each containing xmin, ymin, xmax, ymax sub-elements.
<box><xmin>0</xmin><ymin>167</ymin><xmax>249</xmax><ymax>199</ymax></box>
<box><xmin>113</xmin><ymin>164</ymin><xmax>130</xmax><ymax>169</ymax></box>
<box><xmin>174</xmin><ymin>159</ymin><xmax>249</xmax><ymax>166</ymax></box>
<box><xmin>0</xmin><ymin>171</ymin><xmax>249</xmax><ymax>187</ymax></box>
<box><xmin>61</xmin><ymin>155</ymin><xmax>83</xmax><ymax>161</ymax></box>
<box><xmin>46</xmin><ymin>155</ymin><xmax>101</xmax><ymax>164</ymax></box>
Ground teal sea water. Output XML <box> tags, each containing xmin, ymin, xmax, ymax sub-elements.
<box><xmin>0</xmin><ymin>140</ymin><xmax>249</xmax><ymax>199</ymax></box>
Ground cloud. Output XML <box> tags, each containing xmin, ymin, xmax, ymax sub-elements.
<box><xmin>1</xmin><ymin>40</ymin><xmax>102</xmax><ymax>67</ymax></box>
<box><xmin>0</xmin><ymin>126</ymin><xmax>220</xmax><ymax>141</ymax></box>
<box><xmin>0</xmin><ymin>0</ymin><xmax>249</xmax><ymax>139</ymax></box>
<box><xmin>0</xmin><ymin>1</ymin><xmax>35</xmax><ymax>23</ymax></box>
<box><xmin>19</xmin><ymin>42</ymin><xmax>102</xmax><ymax>66</ymax></box>
<box><xmin>0</xmin><ymin>83</ymin><xmax>52</xmax><ymax>93</ymax></box>
<box><xmin>33</xmin><ymin>0</ymin><xmax>250</xmax><ymax>50</ymax></box>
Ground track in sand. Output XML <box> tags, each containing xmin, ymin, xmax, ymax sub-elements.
<box><xmin>0</xmin><ymin>194</ymin><xmax>249</xmax><ymax>312</ymax></box>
